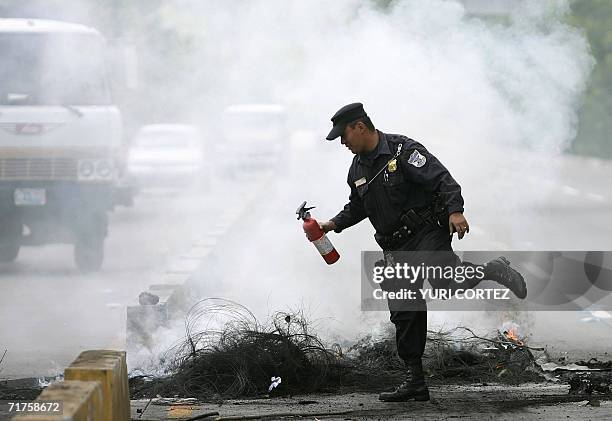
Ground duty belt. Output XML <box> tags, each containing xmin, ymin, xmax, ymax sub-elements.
<box><xmin>374</xmin><ymin>207</ymin><xmax>438</xmax><ymax>251</ymax></box>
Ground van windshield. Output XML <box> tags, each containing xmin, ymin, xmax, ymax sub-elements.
<box><xmin>0</xmin><ymin>32</ymin><xmax>110</xmax><ymax>105</ymax></box>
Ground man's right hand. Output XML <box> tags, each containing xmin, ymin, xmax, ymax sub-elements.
<box><xmin>319</xmin><ymin>220</ymin><xmax>336</xmax><ymax>233</ymax></box>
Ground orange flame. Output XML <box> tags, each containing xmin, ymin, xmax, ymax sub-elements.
<box><xmin>504</xmin><ymin>327</ymin><xmax>524</xmax><ymax>346</ymax></box>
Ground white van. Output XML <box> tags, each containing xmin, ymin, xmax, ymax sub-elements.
<box><xmin>0</xmin><ymin>19</ymin><xmax>122</xmax><ymax>270</ymax></box>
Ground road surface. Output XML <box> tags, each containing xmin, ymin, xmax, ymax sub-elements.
<box><xmin>2</xmin><ymin>133</ymin><xmax>612</xmax><ymax>380</ymax></box>
<box><xmin>0</xmin><ymin>187</ymin><xmax>222</xmax><ymax>378</ymax></box>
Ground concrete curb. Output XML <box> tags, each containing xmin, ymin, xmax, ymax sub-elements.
<box><xmin>11</xmin><ymin>350</ymin><xmax>128</xmax><ymax>421</ymax></box>
<box><xmin>11</xmin><ymin>380</ymin><xmax>103</xmax><ymax>421</ymax></box>
<box><xmin>64</xmin><ymin>350</ymin><xmax>130</xmax><ymax>421</ymax></box>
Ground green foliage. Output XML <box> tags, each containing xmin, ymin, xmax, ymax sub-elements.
<box><xmin>569</xmin><ymin>0</ymin><xmax>612</xmax><ymax>158</ymax></box>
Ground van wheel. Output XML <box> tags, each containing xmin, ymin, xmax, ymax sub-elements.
<box><xmin>0</xmin><ymin>242</ymin><xmax>20</xmax><ymax>263</ymax></box>
<box><xmin>74</xmin><ymin>236</ymin><xmax>105</xmax><ymax>272</ymax></box>
<box><xmin>0</xmin><ymin>215</ymin><xmax>21</xmax><ymax>263</ymax></box>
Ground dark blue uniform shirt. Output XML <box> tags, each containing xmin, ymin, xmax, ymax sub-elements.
<box><xmin>331</xmin><ymin>131</ymin><xmax>464</xmax><ymax>236</ymax></box>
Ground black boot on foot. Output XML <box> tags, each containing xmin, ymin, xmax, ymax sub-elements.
<box><xmin>483</xmin><ymin>256</ymin><xmax>527</xmax><ymax>299</ymax></box>
<box><xmin>379</xmin><ymin>361</ymin><xmax>430</xmax><ymax>402</ymax></box>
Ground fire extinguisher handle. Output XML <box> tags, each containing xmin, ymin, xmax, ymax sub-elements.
<box><xmin>296</xmin><ymin>201</ymin><xmax>316</xmax><ymax>220</ymax></box>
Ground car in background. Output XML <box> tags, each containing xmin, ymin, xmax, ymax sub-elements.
<box><xmin>219</xmin><ymin>103</ymin><xmax>287</xmax><ymax>171</ymax></box>
<box><xmin>126</xmin><ymin>124</ymin><xmax>208</xmax><ymax>191</ymax></box>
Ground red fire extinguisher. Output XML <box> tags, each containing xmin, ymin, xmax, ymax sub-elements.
<box><xmin>296</xmin><ymin>201</ymin><xmax>340</xmax><ymax>265</ymax></box>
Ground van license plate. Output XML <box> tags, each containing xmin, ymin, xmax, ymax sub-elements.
<box><xmin>14</xmin><ymin>188</ymin><xmax>46</xmax><ymax>206</ymax></box>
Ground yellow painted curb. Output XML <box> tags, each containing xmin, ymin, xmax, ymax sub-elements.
<box><xmin>11</xmin><ymin>380</ymin><xmax>103</xmax><ymax>421</ymax></box>
<box><xmin>64</xmin><ymin>350</ymin><xmax>130</xmax><ymax>421</ymax></box>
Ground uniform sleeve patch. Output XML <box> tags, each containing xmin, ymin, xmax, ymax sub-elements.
<box><xmin>407</xmin><ymin>150</ymin><xmax>427</xmax><ymax>168</ymax></box>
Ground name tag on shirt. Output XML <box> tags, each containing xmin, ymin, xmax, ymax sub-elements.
<box><xmin>354</xmin><ymin>177</ymin><xmax>366</xmax><ymax>187</ymax></box>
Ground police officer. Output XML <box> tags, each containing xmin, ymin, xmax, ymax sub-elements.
<box><xmin>319</xmin><ymin>103</ymin><xmax>526</xmax><ymax>402</ymax></box>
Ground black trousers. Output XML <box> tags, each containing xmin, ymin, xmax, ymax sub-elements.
<box><xmin>384</xmin><ymin>224</ymin><xmax>479</xmax><ymax>365</ymax></box>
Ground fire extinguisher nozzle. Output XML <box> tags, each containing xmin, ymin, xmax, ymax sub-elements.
<box><xmin>296</xmin><ymin>201</ymin><xmax>316</xmax><ymax>220</ymax></box>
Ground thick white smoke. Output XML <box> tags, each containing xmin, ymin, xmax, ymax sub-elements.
<box><xmin>176</xmin><ymin>0</ymin><xmax>592</xmax><ymax>153</ymax></box>
<box><xmin>1</xmin><ymin>0</ymin><xmax>602</xmax><ymax>377</ymax></box>
<box><xmin>126</xmin><ymin>0</ymin><xmax>594</xmax><ymax>348</ymax></box>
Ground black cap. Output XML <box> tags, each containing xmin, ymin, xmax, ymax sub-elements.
<box><xmin>326</xmin><ymin>102</ymin><xmax>367</xmax><ymax>140</ymax></box>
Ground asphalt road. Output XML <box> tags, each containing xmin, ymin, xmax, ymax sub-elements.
<box><xmin>2</xmin><ymin>134</ymin><xmax>612</xmax><ymax>380</ymax></box>
<box><xmin>0</xmin><ymin>186</ymin><xmax>223</xmax><ymax>379</ymax></box>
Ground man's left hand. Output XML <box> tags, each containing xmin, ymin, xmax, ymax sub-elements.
<box><xmin>449</xmin><ymin>212</ymin><xmax>469</xmax><ymax>239</ymax></box>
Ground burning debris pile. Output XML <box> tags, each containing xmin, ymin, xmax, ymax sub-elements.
<box><xmin>425</xmin><ymin>325</ymin><xmax>612</xmax><ymax>396</ymax></box>
<box><xmin>347</xmin><ymin>322</ymin><xmax>544</xmax><ymax>385</ymax></box>
<box><xmin>130</xmin><ymin>299</ymin><xmax>347</xmax><ymax>399</ymax></box>
<box><xmin>129</xmin><ymin>300</ymin><xmax>610</xmax><ymax>400</ymax></box>
<box><xmin>423</xmin><ymin>323</ymin><xmax>543</xmax><ymax>383</ymax></box>
<box><xmin>540</xmin><ymin>358</ymin><xmax>612</xmax><ymax>396</ymax></box>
